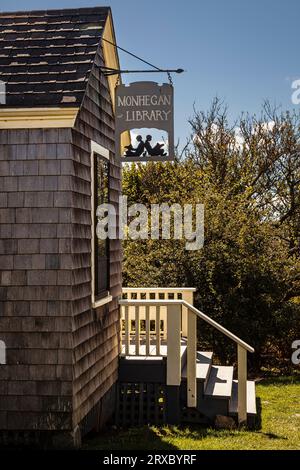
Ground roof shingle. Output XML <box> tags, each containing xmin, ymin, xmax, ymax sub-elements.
<box><xmin>0</xmin><ymin>7</ymin><xmax>110</xmax><ymax>107</ymax></box>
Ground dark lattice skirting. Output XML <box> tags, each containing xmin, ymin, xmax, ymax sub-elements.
<box><xmin>116</xmin><ymin>382</ymin><xmax>167</xmax><ymax>426</ymax></box>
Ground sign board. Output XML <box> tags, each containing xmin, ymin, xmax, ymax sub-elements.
<box><xmin>115</xmin><ymin>81</ymin><xmax>174</xmax><ymax>162</ymax></box>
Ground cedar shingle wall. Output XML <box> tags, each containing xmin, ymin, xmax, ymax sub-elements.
<box><xmin>0</xmin><ymin>46</ymin><xmax>121</xmax><ymax>435</ymax></box>
<box><xmin>71</xmin><ymin>45</ymin><xmax>122</xmax><ymax>428</ymax></box>
<box><xmin>0</xmin><ymin>129</ymin><xmax>74</xmax><ymax>431</ymax></box>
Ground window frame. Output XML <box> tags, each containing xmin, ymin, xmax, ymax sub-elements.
<box><xmin>91</xmin><ymin>141</ymin><xmax>112</xmax><ymax>309</ymax></box>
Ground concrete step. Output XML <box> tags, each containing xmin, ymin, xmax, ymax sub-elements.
<box><xmin>181</xmin><ymin>351</ymin><xmax>213</xmax><ymax>382</ymax></box>
<box><xmin>229</xmin><ymin>380</ymin><xmax>257</xmax><ymax>416</ymax></box>
<box><xmin>204</xmin><ymin>365</ymin><xmax>234</xmax><ymax>399</ymax></box>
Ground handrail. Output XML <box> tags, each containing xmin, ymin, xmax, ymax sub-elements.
<box><xmin>182</xmin><ymin>301</ymin><xmax>254</xmax><ymax>353</ymax></box>
<box><xmin>119</xmin><ymin>298</ymin><xmax>254</xmax><ymax>353</ymax></box>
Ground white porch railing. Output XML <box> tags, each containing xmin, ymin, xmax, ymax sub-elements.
<box><xmin>119</xmin><ymin>287</ymin><xmax>254</xmax><ymax>425</ymax></box>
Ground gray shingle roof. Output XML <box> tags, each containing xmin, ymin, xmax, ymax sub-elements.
<box><xmin>0</xmin><ymin>7</ymin><xmax>110</xmax><ymax>107</ymax></box>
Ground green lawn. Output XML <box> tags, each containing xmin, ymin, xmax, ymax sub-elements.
<box><xmin>84</xmin><ymin>376</ymin><xmax>300</xmax><ymax>450</ymax></box>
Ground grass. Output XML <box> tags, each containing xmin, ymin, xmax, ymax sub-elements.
<box><xmin>83</xmin><ymin>376</ymin><xmax>300</xmax><ymax>450</ymax></box>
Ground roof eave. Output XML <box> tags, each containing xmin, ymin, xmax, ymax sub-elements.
<box><xmin>0</xmin><ymin>106</ymin><xmax>79</xmax><ymax>129</ymax></box>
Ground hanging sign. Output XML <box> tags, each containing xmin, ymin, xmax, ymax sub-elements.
<box><xmin>115</xmin><ymin>81</ymin><xmax>174</xmax><ymax>162</ymax></box>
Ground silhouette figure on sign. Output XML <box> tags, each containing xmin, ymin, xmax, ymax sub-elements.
<box><xmin>145</xmin><ymin>135</ymin><xmax>167</xmax><ymax>156</ymax></box>
<box><xmin>124</xmin><ymin>134</ymin><xmax>167</xmax><ymax>158</ymax></box>
<box><xmin>125</xmin><ymin>135</ymin><xmax>145</xmax><ymax>157</ymax></box>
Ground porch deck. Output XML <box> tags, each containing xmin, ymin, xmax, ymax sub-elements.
<box><xmin>121</xmin><ymin>341</ymin><xmax>187</xmax><ymax>360</ymax></box>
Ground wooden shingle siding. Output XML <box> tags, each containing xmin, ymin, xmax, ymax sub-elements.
<box><xmin>0</xmin><ymin>128</ymin><xmax>74</xmax><ymax>432</ymax></box>
<box><xmin>71</xmin><ymin>43</ymin><xmax>121</xmax><ymax>428</ymax></box>
<box><xmin>0</xmin><ymin>6</ymin><xmax>122</xmax><ymax>443</ymax></box>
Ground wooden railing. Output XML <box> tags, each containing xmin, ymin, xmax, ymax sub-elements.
<box><xmin>119</xmin><ymin>287</ymin><xmax>254</xmax><ymax>425</ymax></box>
<box><xmin>121</xmin><ymin>288</ymin><xmax>196</xmax><ymax>352</ymax></box>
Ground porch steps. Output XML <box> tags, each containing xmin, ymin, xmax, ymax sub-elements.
<box><xmin>204</xmin><ymin>365</ymin><xmax>234</xmax><ymax>399</ymax></box>
<box><xmin>118</xmin><ymin>342</ymin><xmax>257</xmax><ymax>427</ymax></box>
<box><xmin>181</xmin><ymin>351</ymin><xmax>213</xmax><ymax>382</ymax></box>
<box><xmin>229</xmin><ymin>380</ymin><xmax>257</xmax><ymax>416</ymax></box>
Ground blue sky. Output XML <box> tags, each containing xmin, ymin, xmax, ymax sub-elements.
<box><xmin>1</xmin><ymin>0</ymin><xmax>300</xmax><ymax>144</ymax></box>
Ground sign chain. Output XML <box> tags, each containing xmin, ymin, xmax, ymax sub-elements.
<box><xmin>167</xmin><ymin>72</ymin><xmax>174</xmax><ymax>87</ymax></box>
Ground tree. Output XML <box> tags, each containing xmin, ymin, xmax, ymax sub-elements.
<box><xmin>189</xmin><ymin>98</ymin><xmax>300</xmax><ymax>304</ymax></box>
<box><xmin>122</xmin><ymin>100</ymin><xmax>300</xmax><ymax>369</ymax></box>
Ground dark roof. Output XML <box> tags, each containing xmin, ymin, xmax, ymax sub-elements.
<box><xmin>0</xmin><ymin>7</ymin><xmax>110</xmax><ymax>107</ymax></box>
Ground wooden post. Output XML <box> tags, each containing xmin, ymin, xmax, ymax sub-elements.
<box><xmin>162</xmin><ymin>305</ymin><xmax>168</xmax><ymax>341</ymax></box>
<box><xmin>182</xmin><ymin>290</ymin><xmax>194</xmax><ymax>337</ymax></box>
<box><xmin>166</xmin><ymin>304</ymin><xmax>181</xmax><ymax>386</ymax></box>
<box><xmin>187</xmin><ymin>309</ymin><xmax>197</xmax><ymax>407</ymax></box>
<box><xmin>125</xmin><ymin>306</ymin><xmax>130</xmax><ymax>356</ymax></box>
<box><xmin>238</xmin><ymin>345</ymin><xmax>247</xmax><ymax>425</ymax></box>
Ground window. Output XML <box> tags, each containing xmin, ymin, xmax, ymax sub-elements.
<box><xmin>91</xmin><ymin>142</ymin><xmax>112</xmax><ymax>308</ymax></box>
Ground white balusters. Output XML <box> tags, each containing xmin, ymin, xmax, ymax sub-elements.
<box><xmin>135</xmin><ymin>305</ymin><xmax>140</xmax><ymax>356</ymax></box>
<box><xmin>145</xmin><ymin>292</ymin><xmax>150</xmax><ymax>356</ymax></box>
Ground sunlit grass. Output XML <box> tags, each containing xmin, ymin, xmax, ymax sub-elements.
<box><xmin>84</xmin><ymin>376</ymin><xmax>300</xmax><ymax>450</ymax></box>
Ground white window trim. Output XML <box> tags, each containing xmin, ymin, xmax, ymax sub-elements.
<box><xmin>91</xmin><ymin>141</ymin><xmax>112</xmax><ymax>309</ymax></box>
